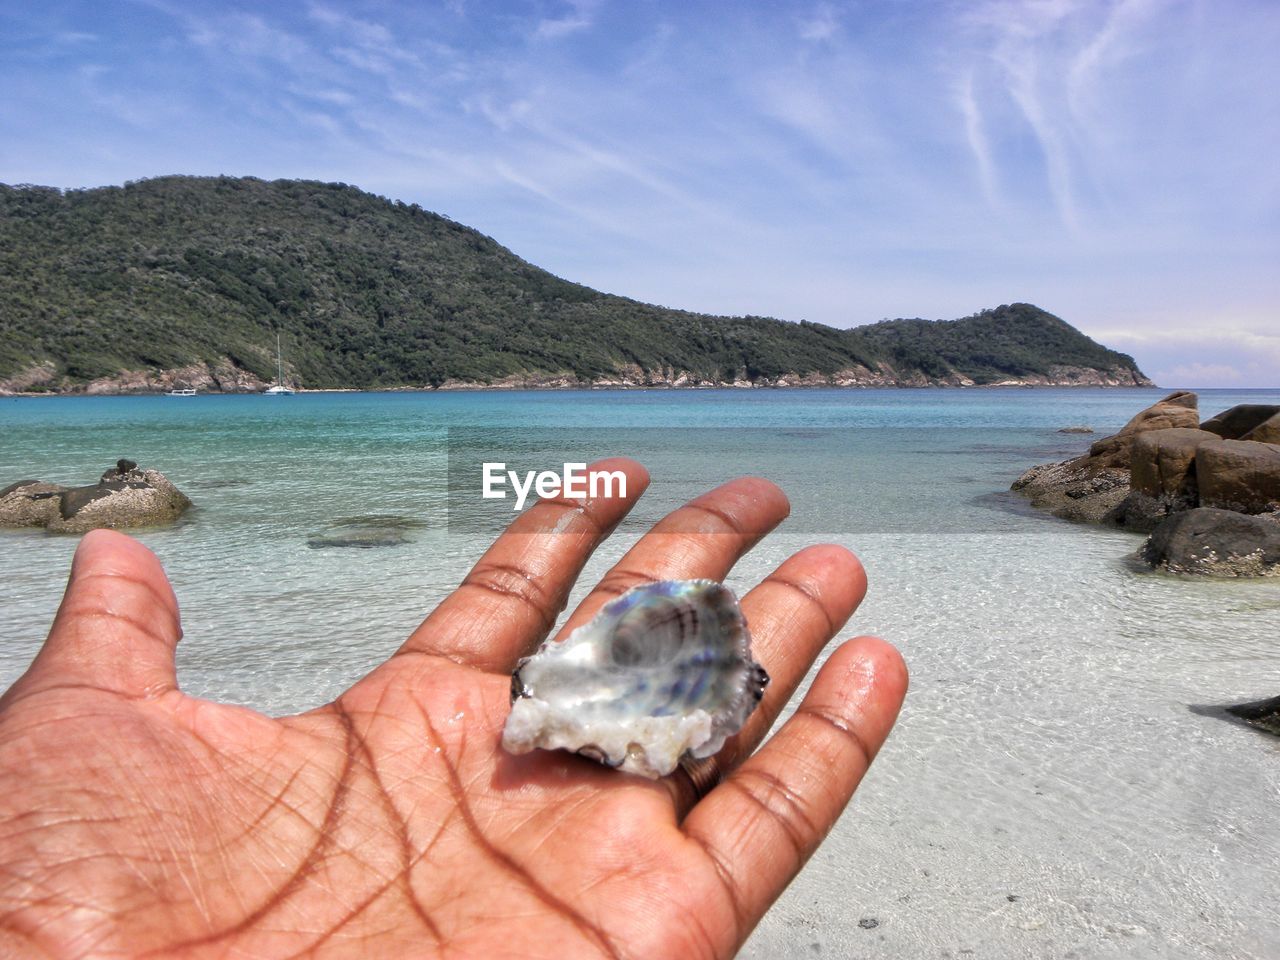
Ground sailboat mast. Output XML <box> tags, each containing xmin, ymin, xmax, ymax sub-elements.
<box><xmin>276</xmin><ymin>331</ymin><xmax>284</xmax><ymax>386</ymax></box>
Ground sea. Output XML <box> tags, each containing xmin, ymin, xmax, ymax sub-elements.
<box><xmin>1</xmin><ymin>387</ymin><xmax>1277</xmax><ymax>959</ymax></box>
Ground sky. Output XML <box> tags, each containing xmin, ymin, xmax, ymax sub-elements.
<box><xmin>1</xmin><ymin>0</ymin><xmax>1277</xmax><ymax>386</ymax></box>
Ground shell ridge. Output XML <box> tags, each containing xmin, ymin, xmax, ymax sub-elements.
<box><xmin>500</xmin><ymin>579</ymin><xmax>767</xmax><ymax>779</ymax></box>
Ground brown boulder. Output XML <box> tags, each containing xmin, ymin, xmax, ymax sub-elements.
<box><xmin>1013</xmin><ymin>392</ymin><xmax>1202</xmax><ymax>522</ymax></box>
<box><xmin>1200</xmin><ymin>404</ymin><xmax>1280</xmax><ymax>439</ymax></box>
<box><xmin>1196</xmin><ymin>439</ymin><xmax>1280</xmax><ymax>514</ymax></box>
<box><xmin>1129</xmin><ymin>428</ymin><xmax>1220</xmax><ymax>499</ymax></box>
<box><xmin>1086</xmin><ymin>390</ymin><xmax>1200</xmax><ymax>469</ymax></box>
<box><xmin>1241</xmin><ymin>412</ymin><xmax>1280</xmax><ymax>445</ymax></box>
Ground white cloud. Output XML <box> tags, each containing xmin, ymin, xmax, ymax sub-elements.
<box><xmin>185</xmin><ymin>13</ymin><xmax>312</xmax><ymax>66</ymax></box>
<box><xmin>956</xmin><ymin>70</ymin><xmax>1000</xmax><ymax>209</ymax></box>
<box><xmin>798</xmin><ymin>4</ymin><xmax>840</xmax><ymax>42</ymax></box>
<box><xmin>1096</xmin><ymin>325</ymin><xmax>1280</xmax><ymax>388</ymax></box>
<box><xmin>1152</xmin><ymin>362</ymin><xmax>1244</xmax><ymax>386</ymax></box>
<box><xmin>535</xmin><ymin>0</ymin><xmax>600</xmax><ymax>40</ymax></box>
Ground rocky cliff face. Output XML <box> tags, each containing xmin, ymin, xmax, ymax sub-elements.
<box><xmin>1</xmin><ymin>359</ymin><xmax>270</xmax><ymax>395</ymax></box>
<box><xmin>1</xmin><ymin>360</ymin><xmax>1154</xmax><ymax>395</ymax></box>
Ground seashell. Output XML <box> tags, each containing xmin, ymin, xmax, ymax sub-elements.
<box><xmin>501</xmin><ymin>579</ymin><xmax>769</xmax><ymax>779</ymax></box>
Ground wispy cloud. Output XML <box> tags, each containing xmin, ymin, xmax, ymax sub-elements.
<box><xmin>535</xmin><ymin>0</ymin><xmax>600</xmax><ymax>40</ymax></box>
<box><xmin>1095</xmin><ymin>324</ymin><xmax>1280</xmax><ymax>388</ymax></box>
<box><xmin>185</xmin><ymin>12</ymin><xmax>312</xmax><ymax>66</ymax></box>
<box><xmin>956</xmin><ymin>70</ymin><xmax>1000</xmax><ymax>209</ymax></box>
<box><xmin>798</xmin><ymin>4</ymin><xmax>840</xmax><ymax>43</ymax></box>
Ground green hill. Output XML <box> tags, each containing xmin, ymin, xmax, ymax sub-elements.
<box><xmin>0</xmin><ymin>176</ymin><xmax>1150</xmax><ymax>391</ymax></box>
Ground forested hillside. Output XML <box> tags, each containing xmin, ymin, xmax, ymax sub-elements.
<box><xmin>0</xmin><ymin>176</ymin><xmax>1150</xmax><ymax>391</ymax></box>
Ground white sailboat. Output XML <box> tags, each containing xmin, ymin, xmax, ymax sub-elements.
<box><xmin>263</xmin><ymin>331</ymin><xmax>294</xmax><ymax>395</ymax></box>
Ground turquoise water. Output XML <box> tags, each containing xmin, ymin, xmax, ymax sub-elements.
<box><xmin>1</xmin><ymin>387</ymin><xmax>1278</xmax><ymax>958</ymax></box>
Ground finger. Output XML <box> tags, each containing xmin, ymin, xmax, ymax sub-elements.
<box><xmin>397</xmin><ymin>458</ymin><xmax>649</xmax><ymax>671</ymax></box>
<box><xmin>716</xmin><ymin>544</ymin><xmax>868</xmax><ymax>768</ymax></box>
<box><xmin>8</xmin><ymin>530</ymin><xmax>183</xmax><ymax>702</ymax></box>
<box><xmin>552</xmin><ymin>476</ymin><xmax>790</xmax><ymax>641</ymax></box>
<box><xmin>683</xmin><ymin>637</ymin><xmax>907</xmax><ymax>936</ymax></box>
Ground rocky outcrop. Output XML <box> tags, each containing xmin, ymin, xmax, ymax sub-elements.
<box><xmin>0</xmin><ymin>460</ymin><xmax>191</xmax><ymax>533</ymax></box>
<box><xmin>1011</xmin><ymin>391</ymin><xmax>1200</xmax><ymax>523</ymax></box>
<box><xmin>1140</xmin><ymin>508</ymin><xmax>1280</xmax><ymax>577</ymax></box>
<box><xmin>0</xmin><ymin>362</ymin><xmax>57</xmax><ymax>394</ymax></box>
<box><xmin>985</xmin><ymin>365</ymin><xmax>1152</xmax><ymax>387</ymax></box>
<box><xmin>84</xmin><ymin>359</ymin><xmax>271</xmax><ymax>395</ymax></box>
<box><xmin>1014</xmin><ymin>392</ymin><xmax>1280</xmax><ymax>577</ymax></box>
<box><xmin>1130</xmin><ymin>428</ymin><xmax>1221</xmax><ymax>500</ymax></box>
<box><xmin>1112</xmin><ymin>427</ymin><xmax>1224</xmax><ymax>532</ymax></box>
<box><xmin>1011</xmin><ymin>460</ymin><xmax>1130</xmax><ymax>524</ymax></box>
<box><xmin>1</xmin><ymin>359</ymin><xmax>1154</xmax><ymax>395</ymax></box>
<box><xmin>1084</xmin><ymin>390</ymin><xmax>1199</xmax><ymax>470</ymax></box>
<box><xmin>1</xmin><ymin>359</ymin><xmax>272</xmax><ymax>395</ymax></box>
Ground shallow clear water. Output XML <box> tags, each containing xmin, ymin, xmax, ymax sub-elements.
<box><xmin>1</xmin><ymin>387</ymin><xmax>1277</xmax><ymax>958</ymax></box>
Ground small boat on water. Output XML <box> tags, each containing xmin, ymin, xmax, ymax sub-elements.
<box><xmin>167</xmin><ymin>388</ymin><xmax>197</xmax><ymax>397</ymax></box>
<box><xmin>264</xmin><ymin>332</ymin><xmax>294</xmax><ymax>395</ymax></box>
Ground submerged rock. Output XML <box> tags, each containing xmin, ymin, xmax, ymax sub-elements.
<box><xmin>307</xmin><ymin>528</ymin><xmax>408</xmax><ymax>549</ymax></box>
<box><xmin>306</xmin><ymin>515</ymin><xmax>422</xmax><ymax>548</ymax></box>
<box><xmin>1140</xmin><ymin>507</ymin><xmax>1280</xmax><ymax>577</ymax></box>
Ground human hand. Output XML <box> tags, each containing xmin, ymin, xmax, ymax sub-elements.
<box><xmin>0</xmin><ymin>460</ymin><xmax>907</xmax><ymax>959</ymax></box>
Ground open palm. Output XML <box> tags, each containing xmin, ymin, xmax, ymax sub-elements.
<box><xmin>0</xmin><ymin>460</ymin><xmax>906</xmax><ymax>959</ymax></box>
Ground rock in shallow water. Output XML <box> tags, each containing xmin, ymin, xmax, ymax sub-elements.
<box><xmin>502</xmin><ymin>579</ymin><xmax>768</xmax><ymax>779</ymax></box>
<box><xmin>306</xmin><ymin>515</ymin><xmax>423</xmax><ymax>548</ymax></box>
<box><xmin>1225</xmin><ymin>695</ymin><xmax>1280</xmax><ymax>736</ymax></box>
<box><xmin>1140</xmin><ymin>507</ymin><xmax>1280</xmax><ymax>577</ymax></box>
<box><xmin>0</xmin><ymin>465</ymin><xmax>190</xmax><ymax>532</ymax></box>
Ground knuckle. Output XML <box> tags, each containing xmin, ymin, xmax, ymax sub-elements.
<box><xmin>463</xmin><ymin>561</ymin><xmax>558</xmax><ymax>624</ymax></box>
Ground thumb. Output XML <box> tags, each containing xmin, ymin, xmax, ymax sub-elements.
<box><xmin>14</xmin><ymin>530</ymin><xmax>183</xmax><ymax>701</ymax></box>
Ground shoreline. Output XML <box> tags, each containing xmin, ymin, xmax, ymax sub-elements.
<box><xmin>1</xmin><ymin>380</ymin><xmax>1162</xmax><ymax>399</ymax></box>
<box><xmin>2</xmin><ymin>382</ymin><xmax>1160</xmax><ymax>398</ymax></box>
<box><xmin>0</xmin><ymin>358</ymin><xmax>1154</xmax><ymax>397</ymax></box>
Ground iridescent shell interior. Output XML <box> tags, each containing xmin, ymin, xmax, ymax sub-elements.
<box><xmin>501</xmin><ymin>579</ymin><xmax>769</xmax><ymax>779</ymax></box>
